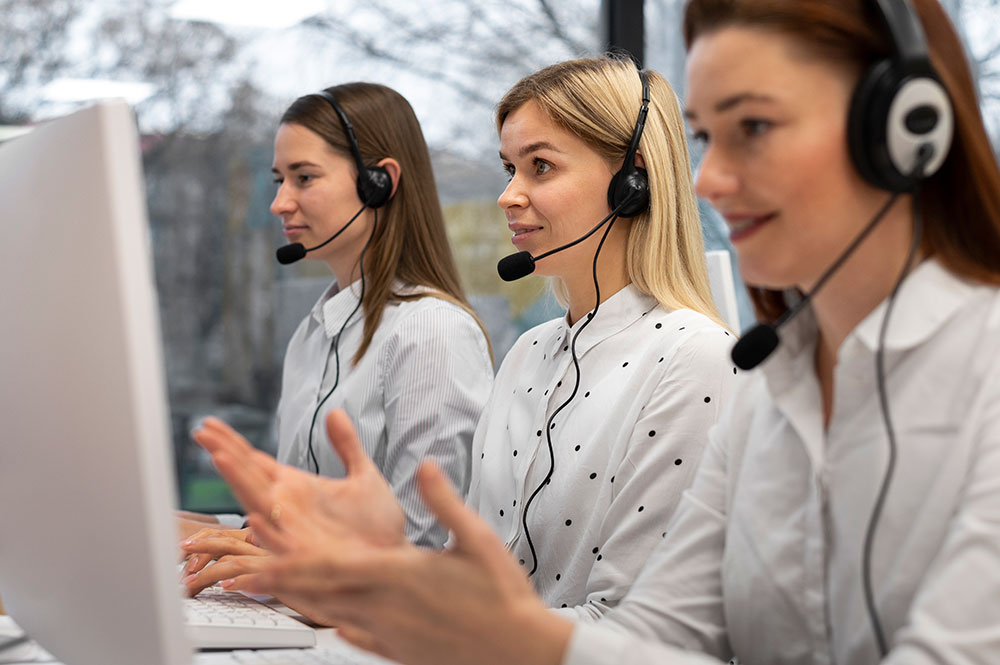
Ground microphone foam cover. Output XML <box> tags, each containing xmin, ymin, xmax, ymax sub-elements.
<box><xmin>731</xmin><ymin>323</ymin><xmax>780</xmax><ymax>371</ymax></box>
<box><xmin>497</xmin><ymin>251</ymin><xmax>536</xmax><ymax>282</ymax></box>
<box><xmin>276</xmin><ymin>243</ymin><xmax>307</xmax><ymax>265</ymax></box>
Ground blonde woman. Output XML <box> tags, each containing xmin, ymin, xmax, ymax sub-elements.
<box><xmin>467</xmin><ymin>57</ymin><xmax>734</xmax><ymax>618</ymax></box>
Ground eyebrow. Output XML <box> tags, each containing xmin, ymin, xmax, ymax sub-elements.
<box><xmin>498</xmin><ymin>141</ymin><xmax>564</xmax><ymax>162</ymax></box>
<box><xmin>684</xmin><ymin>92</ymin><xmax>778</xmax><ymax>120</ymax></box>
<box><xmin>270</xmin><ymin>160</ymin><xmax>321</xmax><ymax>173</ymax></box>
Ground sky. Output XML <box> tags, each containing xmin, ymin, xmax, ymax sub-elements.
<box><xmin>13</xmin><ymin>0</ymin><xmax>1000</xmax><ymax>155</ymax></box>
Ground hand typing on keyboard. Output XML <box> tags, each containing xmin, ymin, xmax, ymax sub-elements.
<box><xmin>189</xmin><ymin>411</ymin><xmax>408</xmax><ymax>626</ymax></box>
<box><xmin>181</xmin><ymin>531</ymin><xmax>273</xmax><ymax>598</ymax></box>
<box><xmin>182</xmin><ymin>525</ymin><xmax>257</xmax><ymax>577</ymax></box>
<box><xmin>196</xmin><ymin>410</ymin><xmax>570</xmax><ymax>664</ymax></box>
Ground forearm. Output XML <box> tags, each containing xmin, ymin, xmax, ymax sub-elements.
<box><xmin>177</xmin><ymin>510</ymin><xmax>219</xmax><ymax>524</ymax></box>
<box><xmin>502</xmin><ymin>603</ymin><xmax>575</xmax><ymax>665</ymax></box>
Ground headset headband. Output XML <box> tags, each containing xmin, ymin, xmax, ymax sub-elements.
<box><xmin>874</xmin><ymin>0</ymin><xmax>931</xmax><ymax>67</ymax></box>
<box><xmin>315</xmin><ymin>89</ymin><xmax>368</xmax><ymax>175</ymax></box>
<box><xmin>623</xmin><ymin>71</ymin><xmax>650</xmax><ymax>170</ymax></box>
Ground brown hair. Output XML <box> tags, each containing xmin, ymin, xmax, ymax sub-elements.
<box><xmin>281</xmin><ymin>82</ymin><xmax>490</xmax><ymax>361</ymax></box>
<box><xmin>496</xmin><ymin>56</ymin><xmax>727</xmax><ymax>329</ymax></box>
<box><xmin>684</xmin><ymin>0</ymin><xmax>1000</xmax><ymax>323</ymax></box>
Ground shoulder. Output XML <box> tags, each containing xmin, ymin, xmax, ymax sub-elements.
<box><xmin>387</xmin><ymin>294</ymin><xmax>484</xmax><ymax>338</ymax></box>
<box><xmin>503</xmin><ymin>316</ymin><xmax>566</xmax><ymax>359</ymax></box>
<box><xmin>641</xmin><ymin>307</ymin><xmax>736</xmax><ymax>375</ymax></box>
<box><xmin>378</xmin><ymin>295</ymin><xmax>491</xmax><ymax>368</ymax></box>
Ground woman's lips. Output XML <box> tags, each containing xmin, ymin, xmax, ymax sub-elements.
<box><xmin>510</xmin><ymin>225</ymin><xmax>541</xmax><ymax>247</ymax></box>
<box><xmin>725</xmin><ymin>212</ymin><xmax>776</xmax><ymax>243</ymax></box>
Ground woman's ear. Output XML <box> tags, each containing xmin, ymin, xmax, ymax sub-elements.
<box><xmin>377</xmin><ymin>158</ymin><xmax>402</xmax><ymax>198</ymax></box>
<box><xmin>635</xmin><ymin>151</ymin><xmax>646</xmax><ymax>169</ymax></box>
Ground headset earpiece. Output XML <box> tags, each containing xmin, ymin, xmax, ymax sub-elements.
<box><xmin>607</xmin><ymin>69</ymin><xmax>652</xmax><ymax>217</ymax></box>
<box><xmin>315</xmin><ymin>89</ymin><xmax>394</xmax><ymax>209</ymax></box>
<box><xmin>607</xmin><ymin>166</ymin><xmax>650</xmax><ymax>218</ymax></box>
<box><xmin>847</xmin><ymin>0</ymin><xmax>953</xmax><ymax>192</ymax></box>
<box><xmin>357</xmin><ymin>164</ymin><xmax>392</xmax><ymax>209</ymax></box>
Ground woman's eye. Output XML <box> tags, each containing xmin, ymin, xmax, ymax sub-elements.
<box><xmin>502</xmin><ymin>164</ymin><xmax>515</xmax><ymax>181</ymax></box>
<box><xmin>690</xmin><ymin>130</ymin><xmax>709</xmax><ymax>146</ymax></box>
<box><xmin>272</xmin><ymin>177</ymin><xmax>284</xmax><ymax>185</ymax></box>
<box><xmin>535</xmin><ymin>160</ymin><xmax>552</xmax><ymax>175</ymax></box>
<box><xmin>741</xmin><ymin>119</ymin><xmax>772</xmax><ymax>138</ymax></box>
<box><xmin>297</xmin><ymin>174</ymin><xmax>314</xmax><ymax>184</ymax></box>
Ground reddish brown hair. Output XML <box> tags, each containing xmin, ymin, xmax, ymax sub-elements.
<box><xmin>684</xmin><ymin>0</ymin><xmax>1000</xmax><ymax>322</ymax></box>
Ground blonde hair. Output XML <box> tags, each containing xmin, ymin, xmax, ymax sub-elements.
<box><xmin>496</xmin><ymin>57</ymin><xmax>725</xmax><ymax>328</ymax></box>
<box><xmin>282</xmin><ymin>82</ymin><xmax>491</xmax><ymax>361</ymax></box>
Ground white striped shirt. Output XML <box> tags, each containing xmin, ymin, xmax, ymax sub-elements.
<box><xmin>275</xmin><ymin>278</ymin><xmax>493</xmax><ymax>548</ymax></box>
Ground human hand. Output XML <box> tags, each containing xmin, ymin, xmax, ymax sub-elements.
<box><xmin>179</xmin><ymin>534</ymin><xmax>271</xmax><ymax>597</ymax></box>
<box><xmin>192</xmin><ymin>410</ymin><xmax>406</xmax><ymax>554</ymax></box>
<box><xmin>180</xmin><ymin>526</ymin><xmax>256</xmax><ymax>576</ymax></box>
<box><xmin>224</xmin><ymin>461</ymin><xmax>573</xmax><ymax>665</ymax></box>
<box><xmin>176</xmin><ymin>511</ymin><xmax>220</xmax><ymax>543</ymax></box>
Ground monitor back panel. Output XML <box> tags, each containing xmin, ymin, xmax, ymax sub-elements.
<box><xmin>0</xmin><ymin>101</ymin><xmax>189</xmax><ymax>665</ymax></box>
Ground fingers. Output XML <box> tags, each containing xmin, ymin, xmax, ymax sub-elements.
<box><xmin>183</xmin><ymin>554</ymin><xmax>269</xmax><ymax>597</ymax></box>
<box><xmin>417</xmin><ymin>461</ymin><xmax>498</xmax><ymax>556</ymax></box>
<box><xmin>177</xmin><ymin>516</ymin><xmax>216</xmax><ymax>543</ymax></box>
<box><xmin>182</xmin><ymin>536</ymin><xmax>267</xmax><ymax>560</ymax></box>
<box><xmin>192</xmin><ymin>422</ymin><xmax>277</xmax><ymax>514</ymax></box>
<box><xmin>325</xmin><ymin>409</ymin><xmax>376</xmax><ymax>477</ymax></box>
<box><xmin>237</xmin><ymin>547</ymin><xmax>373</xmax><ymax>599</ymax></box>
<box><xmin>211</xmin><ymin>450</ymin><xmax>274</xmax><ymax>517</ymax></box>
<box><xmin>184</xmin><ymin>554</ymin><xmax>210</xmax><ymax>575</ymax></box>
<box><xmin>219</xmin><ymin>571</ymin><xmax>270</xmax><ymax>595</ymax></box>
<box><xmin>194</xmin><ymin>417</ymin><xmax>252</xmax><ymax>454</ymax></box>
<box><xmin>245</xmin><ymin>512</ymin><xmax>287</xmax><ymax>554</ymax></box>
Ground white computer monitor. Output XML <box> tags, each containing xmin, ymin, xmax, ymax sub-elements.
<box><xmin>0</xmin><ymin>100</ymin><xmax>190</xmax><ymax>665</ymax></box>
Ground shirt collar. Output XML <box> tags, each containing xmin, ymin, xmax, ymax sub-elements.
<box><xmin>557</xmin><ymin>283</ymin><xmax>658</xmax><ymax>353</ymax></box>
<box><xmin>852</xmin><ymin>259</ymin><xmax>980</xmax><ymax>353</ymax></box>
<box><xmin>759</xmin><ymin>259</ymin><xmax>981</xmax><ymax>398</ymax></box>
<box><xmin>310</xmin><ymin>278</ymin><xmax>426</xmax><ymax>339</ymax></box>
<box><xmin>308</xmin><ymin>279</ymin><xmax>360</xmax><ymax>339</ymax></box>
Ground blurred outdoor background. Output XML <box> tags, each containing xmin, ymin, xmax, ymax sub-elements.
<box><xmin>2</xmin><ymin>0</ymin><xmax>998</xmax><ymax>511</ymax></box>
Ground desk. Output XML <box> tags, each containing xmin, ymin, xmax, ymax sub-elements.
<box><xmin>0</xmin><ymin>614</ymin><xmax>392</xmax><ymax>664</ymax></box>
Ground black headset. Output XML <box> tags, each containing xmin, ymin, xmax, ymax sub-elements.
<box><xmin>314</xmin><ymin>89</ymin><xmax>393</xmax><ymax>209</ymax></box>
<box><xmin>606</xmin><ymin>70</ymin><xmax>651</xmax><ymax>217</ymax></box>
<box><xmin>847</xmin><ymin>0</ymin><xmax>953</xmax><ymax>193</ymax></box>
<box><xmin>298</xmin><ymin>88</ymin><xmax>388</xmax><ymax>473</ymax></box>
<box><xmin>520</xmin><ymin>65</ymin><xmax>652</xmax><ymax>578</ymax></box>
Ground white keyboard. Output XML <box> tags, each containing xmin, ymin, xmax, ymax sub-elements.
<box><xmin>185</xmin><ymin>586</ymin><xmax>316</xmax><ymax>649</ymax></box>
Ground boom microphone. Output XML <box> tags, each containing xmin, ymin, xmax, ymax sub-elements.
<box><xmin>496</xmin><ymin>201</ymin><xmax>628</xmax><ymax>282</ymax></box>
<box><xmin>276</xmin><ymin>243</ymin><xmax>308</xmax><ymax>265</ymax></box>
<box><xmin>497</xmin><ymin>251</ymin><xmax>536</xmax><ymax>282</ymax></box>
<box><xmin>275</xmin><ymin>203</ymin><xmax>367</xmax><ymax>266</ymax></box>
<box><xmin>730</xmin><ymin>192</ymin><xmax>902</xmax><ymax>370</ymax></box>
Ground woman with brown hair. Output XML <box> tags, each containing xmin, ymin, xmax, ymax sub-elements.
<box><xmin>178</xmin><ymin>82</ymin><xmax>494</xmax><ymax>552</ymax></box>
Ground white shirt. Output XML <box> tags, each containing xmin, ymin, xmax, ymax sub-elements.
<box><xmin>468</xmin><ymin>284</ymin><xmax>736</xmax><ymax>620</ymax></box>
<box><xmin>566</xmin><ymin>260</ymin><xmax>1000</xmax><ymax>665</ymax></box>
<box><xmin>276</xmin><ymin>279</ymin><xmax>493</xmax><ymax>548</ymax></box>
